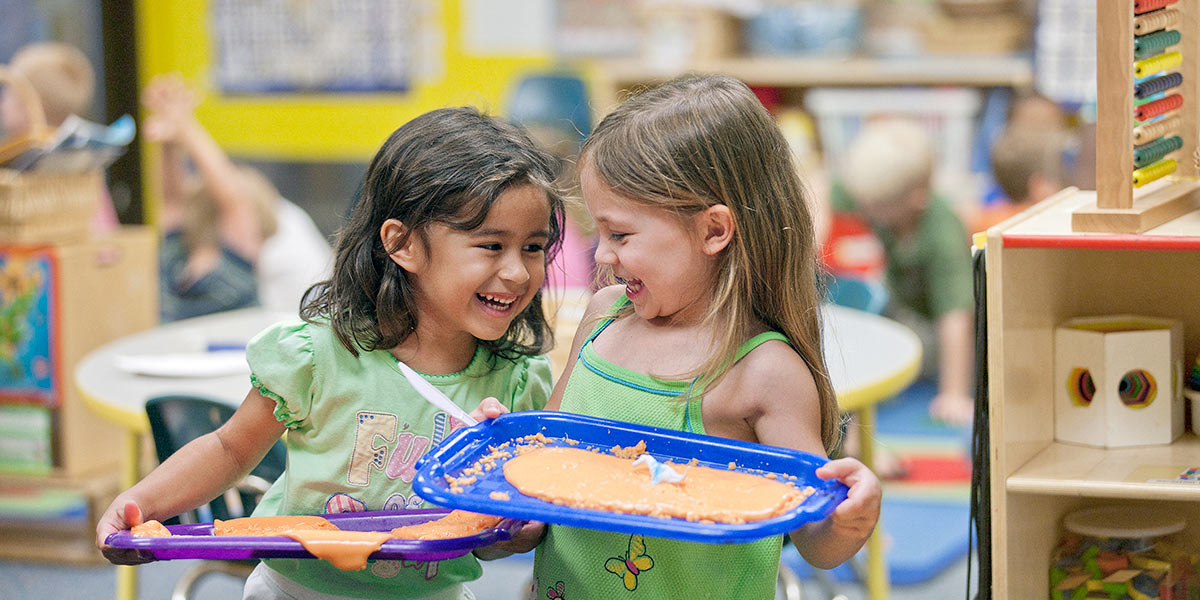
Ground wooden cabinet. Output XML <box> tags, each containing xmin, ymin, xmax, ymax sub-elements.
<box><xmin>985</xmin><ymin>189</ymin><xmax>1200</xmax><ymax>598</ymax></box>
<box><xmin>0</xmin><ymin>227</ymin><xmax>157</xmax><ymax>563</ymax></box>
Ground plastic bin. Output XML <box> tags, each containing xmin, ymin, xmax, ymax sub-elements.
<box><xmin>1050</xmin><ymin>505</ymin><xmax>1198</xmax><ymax>600</ymax></box>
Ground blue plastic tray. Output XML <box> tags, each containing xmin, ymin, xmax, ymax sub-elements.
<box><xmin>105</xmin><ymin>509</ymin><xmax>519</xmax><ymax>562</ymax></box>
<box><xmin>413</xmin><ymin>411</ymin><xmax>847</xmax><ymax>544</ymax></box>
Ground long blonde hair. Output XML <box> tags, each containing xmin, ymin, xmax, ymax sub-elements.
<box><xmin>583</xmin><ymin>75</ymin><xmax>839</xmax><ymax>452</ymax></box>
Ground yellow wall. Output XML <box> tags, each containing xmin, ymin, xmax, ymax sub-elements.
<box><xmin>135</xmin><ymin>1</ymin><xmax>551</xmax><ymax>162</ymax></box>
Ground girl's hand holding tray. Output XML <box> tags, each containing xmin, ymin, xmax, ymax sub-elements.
<box><xmin>413</xmin><ymin>411</ymin><xmax>849</xmax><ymax>544</ymax></box>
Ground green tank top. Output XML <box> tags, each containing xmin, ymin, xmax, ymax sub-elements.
<box><xmin>532</xmin><ymin>299</ymin><xmax>790</xmax><ymax>599</ymax></box>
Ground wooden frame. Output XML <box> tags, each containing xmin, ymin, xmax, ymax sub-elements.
<box><xmin>1074</xmin><ymin>0</ymin><xmax>1200</xmax><ymax>233</ymax></box>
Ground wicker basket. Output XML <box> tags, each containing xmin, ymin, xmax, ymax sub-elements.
<box><xmin>0</xmin><ymin>169</ymin><xmax>100</xmax><ymax>242</ymax></box>
<box><xmin>0</xmin><ymin>65</ymin><xmax>99</xmax><ymax>244</ymax></box>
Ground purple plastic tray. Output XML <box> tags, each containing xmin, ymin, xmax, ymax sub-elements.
<box><xmin>104</xmin><ymin>508</ymin><xmax>519</xmax><ymax>562</ymax></box>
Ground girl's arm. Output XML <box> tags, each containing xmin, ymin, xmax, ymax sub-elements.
<box><xmin>156</xmin><ymin>142</ymin><xmax>188</xmax><ymax>231</ymax></box>
<box><xmin>544</xmin><ymin>285</ymin><xmax>625</xmax><ymax>411</ymax></box>
<box><xmin>716</xmin><ymin>342</ymin><xmax>881</xmax><ymax>570</ymax></box>
<box><xmin>141</xmin><ymin>78</ymin><xmax>190</xmax><ymax>232</ymax></box>
<box><xmin>95</xmin><ymin>388</ymin><xmax>286</xmax><ymax>564</ymax></box>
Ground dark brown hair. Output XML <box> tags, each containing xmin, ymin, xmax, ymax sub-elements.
<box><xmin>301</xmin><ymin>107</ymin><xmax>566</xmax><ymax>362</ymax></box>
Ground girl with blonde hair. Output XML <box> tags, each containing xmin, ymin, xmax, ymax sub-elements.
<box><xmin>536</xmin><ymin>74</ymin><xmax>881</xmax><ymax>598</ymax></box>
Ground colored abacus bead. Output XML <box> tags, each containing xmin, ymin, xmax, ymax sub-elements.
<box><xmin>1134</xmin><ymin>50</ymin><xmax>1183</xmax><ymax>78</ymax></box>
<box><xmin>1134</xmin><ymin>93</ymin><xmax>1183</xmax><ymax>121</ymax></box>
<box><xmin>1133</xmin><ymin>135</ymin><xmax>1183</xmax><ymax>168</ymax></box>
<box><xmin>1134</xmin><ymin>72</ymin><xmax>1184</xmax><ymax>99</ymax></box>
<box><xmin>1132</xmin><ymin>158</ymin><xmax>1177</xmax><ymax>187</ymax></box>
<box><xmin>1134</xmin><ymin>0</ymin><xmax>1179</xmax><ymax>15</ymax></box>
<box><xmin>1134</xmin><ymin>29</ymin><xmax>1182</xmax><ymax>59</ymax></box>
<box><xmin>1133</xmin><ymin>114</ymin><xmax>1181</xmax><ymax>144</ymax></box>
<box><xmin>1134</xmin><ymin>8</ymin><xmax>1181</xmax><ymax>35</ymax></box>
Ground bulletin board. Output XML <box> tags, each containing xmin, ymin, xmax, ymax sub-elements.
<box><xmin>134</xmin><ymin>0</ymin><xmax>552</xmax><ymax>163</ymax></box>
<box><xmin>211</xmin><ymin>0</ymin><xmax>412</xmax><ymax>94</ymax></box>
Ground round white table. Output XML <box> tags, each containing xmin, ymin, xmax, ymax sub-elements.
<box><xmin>77</xmin><ymin>302</ymin><xmax>920</xmax><ymax>600</ymax></box>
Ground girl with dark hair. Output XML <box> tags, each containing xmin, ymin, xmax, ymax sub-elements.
<box><xmin>97</xmin><ymin>107</ymin><xmax>565</xmax><ymax>599</ymax></box>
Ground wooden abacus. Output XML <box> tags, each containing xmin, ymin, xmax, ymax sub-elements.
<box><xmin>1073</xmin><ymin>0</ymin><xmax>1200</xmax><ymax>233</ymax></box>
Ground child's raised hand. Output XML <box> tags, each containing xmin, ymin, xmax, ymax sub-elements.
<box><xmin>815</xmin><ymin>457</ymin><xmax>881</xmax><ymax>544</ymax></box>
<box><xmin>140</xmin><ymin>73</ymin><xmax>198</xmax><ymax>143</ymax></box>
<box><xmin>468</xmin><ymin>397</ymin><xmax>509</xmax><ymax>423</ymax></box>
<box><xmin>95</xmin><ymin>498</ymin><xmax>155</xmax><ymax>565</ymax></box>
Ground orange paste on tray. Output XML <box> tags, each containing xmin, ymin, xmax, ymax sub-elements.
<box><xmin>283</xmin><ymin>529</ymin><xmax>394</xmax><ymax>571</ymax></box>
<box><xmin>213</xmin><ymin>515</ymin><xmax>339</xmax><ymax>536</ymax></box>
<box><xmin>390</xmin><ymin>510</ymin><xmax>504</xmax><ymax>540</ymax></box>
<box><xmin>502</xmin><ymin>446</ymin><xmax>813</xmax><ymax>523</ymax></box>
<box><xmin>130</xmin><ymin>520</ymin><xmax>172</xmax><ymax>537</ymax></box>
<box><xmin>131</xmin><ymin>511</ymin><xmax>502</xmax><ymax>571</ymax></box>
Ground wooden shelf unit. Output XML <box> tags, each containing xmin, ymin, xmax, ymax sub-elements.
<box><xmin>986</xmin><ymin>188</ymin><xmax>1200</xmax><ymax>599</ymax></box>
<box><xmin>588</xmin><ymin>54</ymin><xmax>1034</xmax><ymax>113</ymax></box>
<box><xmin>0</xmin><ymin>227</ymin><xmax>157</xmax><ymax>564</ymax></box>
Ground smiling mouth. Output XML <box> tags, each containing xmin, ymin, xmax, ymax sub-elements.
<box><xmin>477</xmin><ymin>293</ymin><xmax>517</xmax><ymax>311</ymax></box>
<box><xmin>621</xmin><ymin>278</ymin><xmax>644</xmax><ymax>294</ymax></box>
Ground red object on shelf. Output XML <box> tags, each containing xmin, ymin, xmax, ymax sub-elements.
<box><xmin>1001</xmin><ymin>233</ymin><xmax>1200</xmax><ymax>251</ymax></box>
<box><xmin>750</xmin><ymin>86</ymin><xmax>783</xmax><ymax>113</ymax></box>
<box><xmin>822</xmin><ymin>212</ymin><xmax>886</xmax><ymax>278</ymax></box>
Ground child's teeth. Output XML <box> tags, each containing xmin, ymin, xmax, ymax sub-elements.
<box><xmin>481</xmin><ymin>294</ymin><xmax>513</xmax><ymax>305</ymax></box>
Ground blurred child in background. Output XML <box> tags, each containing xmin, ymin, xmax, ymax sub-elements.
<box><xmin>973</xmin><ymin>93</ymin><xmax>1075</xmax><ymax>233</ymax></box>
<box><xmin>833</xmin><ymin>118</ymin><xmax>975</xmax><ymax>426</ymax></box>
<box><xmin>142</xmin><ymin>74</ymin><xmax>276</xmax><ymax>321</ymax></box>
<box><xmin>2</xmin><ymin>41</ymin><xmax>119</xmax><ymax>232</ymax></box>
<box><xmin>989</xmin><ymin>127</ymin><xmax>1071</xmax><ymax>210</ymax></box>
<box><xmin>143</xmin><ymin>74</ymin><xmax>332</xmax><ymax>320</ymax></box>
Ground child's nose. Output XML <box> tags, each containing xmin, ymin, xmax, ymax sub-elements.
<box><xmin>593</xmin><ymin>240</ymin><xmax>616</xmax><ymax>265</ymax></box>
<box><xmin>499</xmin><ymin>253</ymin><xmax>531</xmax><ymax>284</ymax></box>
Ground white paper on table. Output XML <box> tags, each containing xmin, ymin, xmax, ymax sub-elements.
<box><xmin>113</xmin><ymin>351</ymin><xmax>248</xmax><ymax>378</ymax></box>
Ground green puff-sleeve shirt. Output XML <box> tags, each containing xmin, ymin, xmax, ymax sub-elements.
<box><xmin>246</xmin><ymin>319</ymin><xmax>552</xmax><ymax>599</ymax></box>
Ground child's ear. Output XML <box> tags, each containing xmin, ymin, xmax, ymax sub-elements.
<box><xmin>697</xmin><ymin>204</ymin><xmax>735</xmax><ymax>255</ymax></box>
<box><xmin>380</xmin><ymin>218</ymin><xmax>421</xmax><ymax>271</ymax></box>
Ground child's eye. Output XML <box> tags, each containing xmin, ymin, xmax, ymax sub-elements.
<box><xmin>523</xmin><ymin>243</ymin><xmax>545</xmax><ymax>253</ymax></box>
<box><xmin>609</xmin><ymin>232</ymin><xmax>628</xmax><ymax>241</ymax></box>
<box><xmin>478</xmin><ymin>243</ymin><xmax>503</xmax><ymax>251</ymax></box>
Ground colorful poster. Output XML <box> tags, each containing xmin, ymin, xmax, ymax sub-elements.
<box><xmin>0</xmin><ymin>248</ymin><xmax>56</xmax><ymax>407</ymax></box>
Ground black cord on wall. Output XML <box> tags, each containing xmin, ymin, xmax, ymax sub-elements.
<box><xmin>967</xmin><ymin>245</ymin><xmax>991</xmax><ymax>600</ymax></box>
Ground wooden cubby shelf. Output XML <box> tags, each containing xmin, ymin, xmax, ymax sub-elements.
<box><xmin>1006</xmin><ymin>434</ymin><xmax>1200</xmax><ymax>500</ymax></box>
<box><xmin>987</xmin><ymin>187</ymin><xmax>1200</xmax><ymax>598</ymax></box>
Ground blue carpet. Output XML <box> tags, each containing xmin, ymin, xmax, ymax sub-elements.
<box><xmin>875</xmin><ymin>379</ymin><xmax>973</xmax><ymax>443</ymax></box>
<box><xmin>784</xmin><ymin>379</ymin><xmax>975</xmax><ymax>585</ymax></box>
<box><xmin>782</xmin><ymin>496</ymin><xmax>973</xmax><ymax>585</ymax></box>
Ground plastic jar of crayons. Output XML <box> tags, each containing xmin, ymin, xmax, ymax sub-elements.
<box><xmin>1049</xmin><ymin>505</ymin><xmax>1198</xmax><ymax>600</ymax></box>
<box><xmin>1185</xmin><ymin>350</ymin><xmax>1200</xmax><ymax>434</ymax></box>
